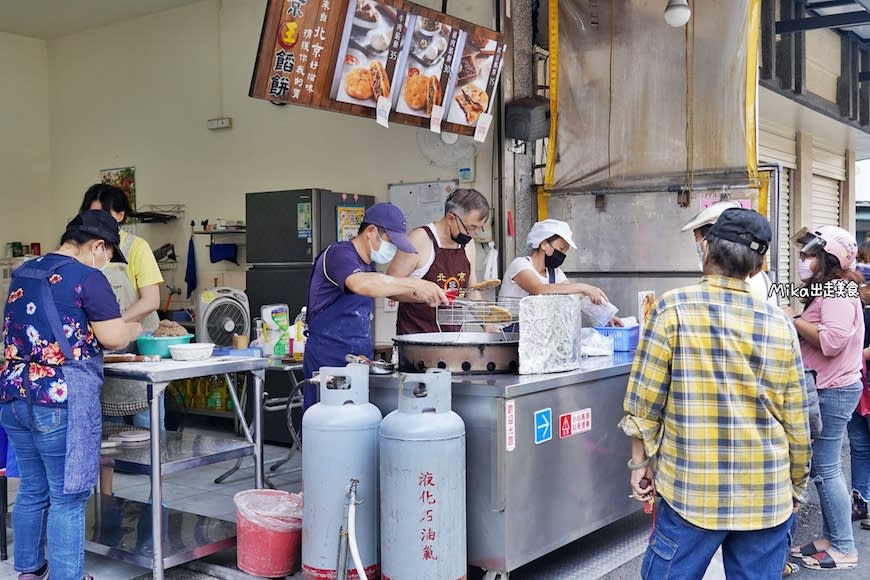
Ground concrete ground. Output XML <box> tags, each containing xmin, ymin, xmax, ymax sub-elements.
<box><xmin>2</xmin><ymin>418</ymin><xmax>868</xmax><ymax>579</ymax></box>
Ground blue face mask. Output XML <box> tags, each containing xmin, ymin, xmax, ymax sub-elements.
<box><xmin>370</xmin><ymin>234</ymin><xmax>397</xmax><ymax>264</ymax></box>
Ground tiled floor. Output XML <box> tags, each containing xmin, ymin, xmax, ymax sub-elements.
<box><xmin>1</xmin><ymin>423</ymin><xmax>302</xmax><ymax>579</ymax></box>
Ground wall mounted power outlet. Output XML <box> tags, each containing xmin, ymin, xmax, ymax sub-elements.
<box><xmin>207</xmin><ymin>117</ymin><xmax>233</xmax><ymax>130</ymax></box>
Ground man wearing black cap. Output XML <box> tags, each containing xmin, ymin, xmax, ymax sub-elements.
<box><xmin>619</xmin><ymin>208</ymin><xmax>811</xmax><ymax>579</ymax></box>
<box><xmin>302</xmin><ymin>202</ymin><xmax>449</xmax><ymax>409</ymax></box>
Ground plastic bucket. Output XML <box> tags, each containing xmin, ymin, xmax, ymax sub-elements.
<box><xmin>234</xmin><ymin>489</ymin><xmax>303</xmax><ymax>577</ymax></box>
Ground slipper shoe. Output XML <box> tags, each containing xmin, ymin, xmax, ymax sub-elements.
<box><xmin>800</xmin><ymin>551</ymin><xmax>857</xmax><ymax>570</ymax></box>
<box><xmin>782</xmin><ymin>561</ymin><xmax>800</xmax><ymax>577</ymax></box>
<box><xmin>789</xmin><ymin>541</ymin><xmax>822</xmax><ymax>558</ymax></box>
<box><xmin>861</xmin><ymin>519</ymin><xmax>870</xmax><ymax>530</ymax></box>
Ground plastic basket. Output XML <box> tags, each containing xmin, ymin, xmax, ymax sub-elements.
<box><xmin>593</xmin><ymin>326</ymin><xmax>640</xmax><ymax>352</ymax></box>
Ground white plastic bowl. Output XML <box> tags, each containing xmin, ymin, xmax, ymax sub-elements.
<box><xmin>168</xmin><ymin>343</ymin><xmax>215</xmax><ymax>361</ymax></box>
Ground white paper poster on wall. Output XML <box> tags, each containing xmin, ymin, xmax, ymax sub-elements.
<box><xmin>388</xmin><ymin>180</ymin><xmax>458</xmax><ymax>231</ymax></box>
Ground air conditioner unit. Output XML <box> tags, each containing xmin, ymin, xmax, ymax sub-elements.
<box><xmin>194</xmin><ymin>287</ymin><xmax>251</xmax><ymax>347</ymax></box>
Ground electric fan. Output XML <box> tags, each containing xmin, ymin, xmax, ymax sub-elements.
<box><xmin>416</xmin><ymin>129</ymin><xmax>480</xmax><ymax>168</ymax></box>
<box><xmin>194</xmin><ymin>287</ymin><xmax>251</xmax><ymax>347</ymax></box>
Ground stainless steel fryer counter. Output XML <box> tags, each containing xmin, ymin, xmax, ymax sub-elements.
<box><xmin>369</xmin><ymin>351</ymin><xmax>638</xmax><ymax>577</ymax></box>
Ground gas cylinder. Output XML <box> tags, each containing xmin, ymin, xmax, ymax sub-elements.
<box><xmin>379</xmin><ymin>369</ymin><xmax>466</xmax><ymax>580</ymax></box>
<box><xmin>302</xmin><ymin>364</ymin><xmax>382</xmax><ymax>580</ymax></box>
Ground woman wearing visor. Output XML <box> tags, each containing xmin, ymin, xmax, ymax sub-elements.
<box><xmin>784</xmin><ymin>226</ymin><xmax>863</xmax><ymax>570</ymax></box>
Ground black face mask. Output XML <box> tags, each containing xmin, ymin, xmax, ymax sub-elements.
<box><xmin>451</xmin><ymin>231</ymin><xmax>473</xmax><ymax>247</ymax></box>
<box><xmin>545</xmin><ymin>249</ymin><xmax>566</xmax><ymax>269</ymax></box>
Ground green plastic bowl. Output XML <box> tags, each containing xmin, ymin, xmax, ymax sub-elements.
<box><xmin>136</xmin><ymin>334</ymin><xmax>194</xmax><ymax>358</ymax></box>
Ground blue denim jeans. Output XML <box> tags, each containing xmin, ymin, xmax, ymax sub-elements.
<box><xmin>642</xmin><ymin>500</ymin><xmax>791</xmax><ymax>580</ymax></box>
<box><xmin>813</xmin><ymin>382</ymin><xmax>863</xmax><ymax>554</ymax></box>
<box><xmin>0</xmin><ymin>400</ymin><xmax>91</xmax><ymax>580</ymax></box>
<box><xmin>848</xmin><ymin>409</ymin><xmax>870</xmax><ymax>502</ymax></box>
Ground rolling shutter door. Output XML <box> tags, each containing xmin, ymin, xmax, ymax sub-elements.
<box><xmin>759</xmin><ymin>128</ymin><xmax>795</xmax><ymax>284</ymax></box>
<box><xmin>810</xmin><ymin>175</ymin><xmax>840</xmax><ymax>228</ymax></box>
<box><xmin>811</xmin><ymin>146</ymin><xmax>845</xmax><ymax>229</ymax></box>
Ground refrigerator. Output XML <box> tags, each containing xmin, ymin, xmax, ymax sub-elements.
<box><xmin>245</xmin><ymin>188</ymin><xmax>374</xmax><ymax>443</ymax></box>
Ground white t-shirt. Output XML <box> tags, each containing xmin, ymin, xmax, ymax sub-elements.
<box><xmin>498</xmin><ymin>256</ymin><xmax>568</xmax><ymax>302</ymax></box>
<box><xmin>748</xmin><ymin>270</ymin><xmax>778</xmax><ymax>306</ymax></box>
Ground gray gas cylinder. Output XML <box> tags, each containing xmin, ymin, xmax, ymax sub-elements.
<box><xmin>302</xmin><ymin>364</ymin><xmax>382</xmax><ymax>580</ymax></box>
<box><xmin>379</xmin><ymin>369</ymin><xmax>466</xmax><ymax>580</ymax></box>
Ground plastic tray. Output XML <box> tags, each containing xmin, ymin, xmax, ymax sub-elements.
<box><xmin>592</xmin><ymin>326</ymin><xmax>640</xmax><ymax>352</ymax></box>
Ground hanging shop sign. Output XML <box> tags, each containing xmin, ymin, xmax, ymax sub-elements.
<box><xmin>249</xmin><ymin>0</ymin><xmax>506</xmax><ymax>136</ymax></box>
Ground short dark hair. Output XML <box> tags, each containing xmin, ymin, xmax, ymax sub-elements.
<box><xmin>445</xmin><ymin>188</ymin><xmax>490</xmax><ymax>221</ymax></box>
<box><xmin>357</xmin><ymin>222</ymin><xmax>385</xmax><ymax>235</ymax></box>
<box><xmin>704</xmin><ymin>235</ymin><xmax>763</xmax><ymax>279</ymax></box>
<box><xmin>858</xmin><ymin>241</ymin><xmax>870</xmax><ymax>263</ymax></box>
<box><xmin>80</xmin><ymin>183</ymin><xmax>132</xmax><ymax>216</ymax></box>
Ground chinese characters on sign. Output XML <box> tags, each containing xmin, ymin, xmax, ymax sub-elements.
<box><xmin>266</xmin><ymin>0</ymin><xmax>334</xmax><ymax>104</ymax></box>
<box><xmin>250</xmin><ymin>0</ymin><xmax>507</xmax><ymax>136</ymax></box>
<box><xmin>418</xmin><ymin>471</ymin><xmax>438</xmax><ymax>561</ymax></box>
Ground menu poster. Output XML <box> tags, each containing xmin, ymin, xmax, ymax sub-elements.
<box><xmin>330</xmin><ymin>0</ymin><xmax>411</xmax><ymax>110</ymax></box>
<box><xmin>446</xmin><ymin>28</ymin><xmax>506</xmax><ymax>127</ymax></box>
<box><xmin>250</xmin><ymin>0</ymin><xmax>507</xmax><ymax>136</ymax></box>
<box><xmin>251</xmin><ymin>0</ymin><xmax>344</xmax><ymax>106</ymax></box>
<box><xmin>395</xmin><ymin>15</ymin><xmax>461</xmax><ymax>119</ymax></box>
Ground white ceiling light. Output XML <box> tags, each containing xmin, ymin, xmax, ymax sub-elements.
<box><xmin>664</xmin><ymin>0</ymin><xmax>691</xmax><ymax>27</ymax></box>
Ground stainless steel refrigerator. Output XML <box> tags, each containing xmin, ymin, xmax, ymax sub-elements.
<box><xmin>245</xmin><ymin>188</ymin><xmax>374</xmax><ymax>443</ymax></box>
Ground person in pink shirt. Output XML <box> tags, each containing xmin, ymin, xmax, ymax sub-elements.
<box><xmin>783</xmin><ymin>225</ymin><xmax>864</xmax><ymax>570</ymax></box>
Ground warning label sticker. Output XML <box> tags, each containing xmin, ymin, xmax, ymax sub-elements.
<box><xmin>505</xmin><ymin>400</ymin><xmax>516</xmax><ymax>451</ymax></box>
<box><xmin>558</xmin><ymin>408</ymin><xmax>592</xmax><ymax>439</ymax></box>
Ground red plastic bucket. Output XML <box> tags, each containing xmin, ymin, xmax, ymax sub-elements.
<box><xmin>234</xmin><ymin>489</ymin><xmax>303</xmax><ymax>577</ymax></box>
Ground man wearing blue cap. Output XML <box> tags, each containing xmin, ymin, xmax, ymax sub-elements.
<box><xmin>302</xmin><ymin>202</ymin><xmax>448</xmax><ymax>407</ymax></box>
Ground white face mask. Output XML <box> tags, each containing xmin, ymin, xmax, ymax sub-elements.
<box><xmin>91</xmin><ymin>244</ymin><xmax>109</xmax><ymax>272</ymax></box>
<box><xmin>798</xmin><ymin>256</ymin><xmax>815</xmax><ymax>282</ymax></box>
<box><xmin>369</xmin><ymin>234</ymin><xmax>397</xmax><ymax>264</ymax></box>
<box><xmin>696</xmin><ymin>241</ymin><xmax>704</xmax><ymax>270</ymax></box>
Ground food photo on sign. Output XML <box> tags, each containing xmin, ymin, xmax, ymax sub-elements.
<box><xmin>330</xmin><ymin>0</ymin><xmax>411</xmax><ymax>109</ymax></box>
<box><xmin>395</xmin><ymin>14</ymin><xmax>461</xmax><ymax>119</ymax></box>
<box><xmin>446</xmin><ymin>27</ymin><xmax>504</xmax><ymax>127</ymax></box>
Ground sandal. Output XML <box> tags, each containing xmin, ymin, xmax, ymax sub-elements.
<box><xmin>782</xmin><ymin>561</ymin><xmax>800</xmax><ymax>577</ymax></box>
<box><xmin>789</xmin><ymin>541</ymin><xmax>823</xmax><ymax>558</ymax></box>
<box><xmin>861</xmin><ymin>518</ymin><xmax>870</xmax><ymax>530</ymax></box>
<box><xmin>800</xmin><ymin>550</ymin><xmax>858</xmax><ymax>570</ymax></box>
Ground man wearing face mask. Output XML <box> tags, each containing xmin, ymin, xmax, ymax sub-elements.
<box><xmin>302</xmin><ymin>202</ymin><xmax>448</xmax><ymax>408</ymax></box>
<box><xmin>497</xmin><ymin>219</ymin><xmax>619</xmax><ymax>325</ymax></box>
<box><xmin>681</xmin><ymin>200</ymin><xmax>778</xmax><ymax>306</ymax></box>
<box><xmin>388</xmin><ymin>188</ymin><xmax>490</xmax><ymax>334</ymax></box>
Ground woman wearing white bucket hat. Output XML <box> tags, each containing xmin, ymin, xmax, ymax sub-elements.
<box><xmin>498</xmin><ymin>219</ymin><xmax>622</xmax><ymax>326</ymax></box>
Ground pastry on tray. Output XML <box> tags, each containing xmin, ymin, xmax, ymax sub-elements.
<box><xmin>479</xmin><ymin>304</ymin><xmax>512</xmax><ymax>324</ymax></box>
<box><xmin>403</xmin><ymin>74</ymin><xmax>429</xmax><ymax>109</ymax></box>
<box><xmin>457</xmin><ymin>54</ymin><xmax>478</xmax><ymax>84</ymax></box>
<box><xmin>369</xmin><ymin>60</ymin><xmax>391</xmax><ymax>99</ymax></box>
<box><xmin>355</xmin><ymin>1</ymin><xmax>380</xmax><ymax>23</ymax></box>
<box><xmin>425</xmin><ymin>75</ymin><xmax>442</xmax><ymax>116</ymax></box>
<box><xmin>466</xmin><ymin>28</ymin><xmax>489</xmax><ymax>50</ymax></box>
<box><xmin>455</xmin><ymin>84</ymin><xmax>489</xmax><ymax>124</ymax></box>
<box><xmin>345</xmin><ymin>67</ymin><xmax>374</xmax><ymax>100</ymax></box>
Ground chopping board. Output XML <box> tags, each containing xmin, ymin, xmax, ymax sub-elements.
<box><xmin>104</xmin><ymin>353</ymin><xmax>162</xmax><ymax>363</ymax></box>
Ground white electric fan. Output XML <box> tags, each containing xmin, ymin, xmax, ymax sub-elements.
<box><xmin>416</xmin><ymin>129</ymin><xmax>480</xmax><ymax>168</ymax></box>
<box><xmin>194</xmin><ymin>287</ymin><xmax>251</xmax><ymax>347</ymax></box>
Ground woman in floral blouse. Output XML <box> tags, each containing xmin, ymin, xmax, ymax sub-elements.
<box><xmin>0</xmin><ymin>210</ymin><xmax>141</xmax><ymax>580</ymax></box>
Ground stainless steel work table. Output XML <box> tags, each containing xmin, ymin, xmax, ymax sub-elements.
<box><xmin>369</xmin><ymin>351</ymin><xmax>637</xmax><ymax>579</ymax></box>
<box><xmin>85</xmin><ymin>356</ymin><xmax>268</xmax><ymax>580</ymax></box>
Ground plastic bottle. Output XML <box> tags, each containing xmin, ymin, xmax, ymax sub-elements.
<box><xmin>292</xmin><ymin>307</ymin><xmax>307</xmax><ymax>360</ymax></box>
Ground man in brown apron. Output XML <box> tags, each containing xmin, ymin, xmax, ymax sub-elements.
<box><xmin>388</xmin><ymin>188</ymin><xmax>489</xmax><ymax>334</ymax></box>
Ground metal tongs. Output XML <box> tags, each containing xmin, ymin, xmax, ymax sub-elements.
<box><xmin>345</xmin><ymin>354</ymin><xmax>395</xmax><ymax>374</ymax></box>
